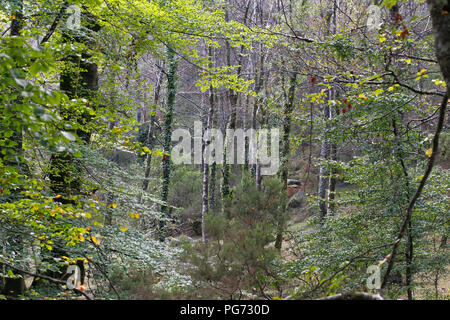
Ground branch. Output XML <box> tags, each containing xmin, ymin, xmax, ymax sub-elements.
<box><xmin>40</xmin><ymin>1</ymin><xmax>69</xmax><ymax>45</ymax></box>
<box><xmin>381</xmin><ymin>91</ymin><xmax>449</xmax><ymax>288</ymax></box>
<box><xmin>298</xmin><ymin>241</ymin><xmax>398</xmax><ymax>299</ymax></box>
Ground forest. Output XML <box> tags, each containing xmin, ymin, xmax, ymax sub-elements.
<box><xmin>0</xmin><ymin>0</ymin><xmax>449</xmax><ymax>301</ymax></box>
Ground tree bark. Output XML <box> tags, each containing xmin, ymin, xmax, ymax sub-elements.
<box><xmin>317</xmin><ymin>1</ymin><xmax>337</xmax><ymax>219</ymax></box>
<box><xmin>160</xmin><ymin>46</ymin><xmax>178</xmax><ymax>241</ymax></box>
<box><xmin>201</xmin><ymin>46</ymin><xmax>216</xmax><ymax>243</ymax></box>
<box><xmin>275</xmin><ymin>73</ymin><xmax>297</xmax><ymax>251</ymax></box>
<box><xmin>142</xmin><ymin>63</ymin><xmax>164</xmax><ymax>193</ymax></box>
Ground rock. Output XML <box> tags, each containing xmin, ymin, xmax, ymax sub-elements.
<box><xmin>111</xmin><ymin>148</ymin><xmax>137</xmax><ymax>167</ymax></box>
<box><xmin>287</xmin><ymin>190</ymin><xmax>306</xmax><ymax>209</ymax></box>
<box><xmin>287</xmin><ymin>179</ymin><xmax>301</xmax><ymax>186</ymax></box>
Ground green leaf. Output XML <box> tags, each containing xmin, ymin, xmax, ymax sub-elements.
<box><xmin>383</xmin><ymin>0</ymin><xmax>398</xmax><ymax>9</ymax></box>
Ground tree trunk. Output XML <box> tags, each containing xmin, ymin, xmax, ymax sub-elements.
<box><xmin>49</xmin><ymin>11</ymin><xmax>99</xmax><ymax>197</ymax></box>
<box><xmin>317</xmin><ymin>106</ymin><xmax>330</xmax><ymax>218</ymax></box>
<box><xmin>427</xmin><ymin>1</ymin><xmax>450</xmax><ymax>86</ymax></box>
<box><xmin>221</xmin><ymin>5</ymin><xmax>248</xmax><ymax>202</ymax></box>
<box><xmin>275</xmin><ymin>73</ymin><xmax>297</xmax><ymax>251</ymax></box>
<box><xmin>201</xmin><ymin>46</ymin><xmax>216</xmax><ymax>243</ymax></box>
<box><xmin>142</xmin><ymin>63</ymin><xmax>164</xmax><ymax>193</ymax></box>
<box><xmin>327</xmin><ymin>89</ymin><xmax>338</xmax><ymax>216</ymax></box>
<box><xmin>160</xmin><ymin>46</ymin><xmax>178</xmax><ymax>241</ymax></box>
<box><xmin>317</xmin><ymin>1</ymin><xmax>337</xmax><ymax>219</ymax></box>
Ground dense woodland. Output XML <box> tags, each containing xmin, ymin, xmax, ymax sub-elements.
<box><xmin>0</xmin><ymin>0</ymin><xmax>449</xmax><ymax>300</ymax></box>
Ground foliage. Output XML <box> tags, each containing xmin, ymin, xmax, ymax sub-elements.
<box><xmin>179</xmin><ymin>175</ymin><xmax>288</xmax><ymax>299</ymax></box>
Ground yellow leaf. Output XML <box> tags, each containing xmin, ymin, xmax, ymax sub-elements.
<box><xmin>425</xmin><ymin>148</ymin><xmax>433</xmax><ymax>158</ymax></box>
<box><xmin>55</xmin><ymin>194</ymin><xmax>62</xmax><ymax>199</ymax></box>
<box><xmin>79</xmin><ymin>234</ymin><xmax>84</xmax><ymax>242</ymax></box>
<box><xmin>120</xmin><ymin>226</ymin><xmax>127</xmax><ymax>232</ymax></box>
<box><xmin>134</xmin><ymin>213</ymin><xmax>140</xmax><ymax>219</ymax></box>
<box><xmin>91</xmin><ymin>236</ymin><xmax>100</xmax><ymax>245</ymax></box>
<box><xmin>379</xmin><ymin>37</ymin><xmax>386</xmax><ymax>43</ymax></box>
<box><xmin>374</xmin><ymin>88</ymin><xmax>384</xmax><ymax>97</ymax></box>
<box><xmin>388</xmin><ymin>87</ymin><xmax>395</xmax><ymax>92</ymax></box>
<box><xmin>111</xmin><ymin>203</ymin><xmax>117</xmax><ymax>209</ymax></box>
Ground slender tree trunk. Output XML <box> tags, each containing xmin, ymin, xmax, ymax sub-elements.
<box><xmin>105</xmin><ymin>117</ymin><xmax>117</xmax><ymax>226</ymax></box>
<box><xmin>222</xmin><ymin>5</ymin><xmax>248</xmax><ymax>201</ymax></box>
<box><xmin>160</xmin><ymin>46</ymin><xmax>178</xmax><ymax>241</ymax></box>
<box><xmin>393</xmin><ymin>114</ymin><xmax>415</xmax><ymax>300</ymax></box>
<box><xmin>405</xmin><ymin>219</ymin><xmax>413</xmax><ymax>300</ymax></box>
<box><xmin>201</xmin><ymin>139</ymin><xmax>209</xmax><ymax>243</ymax></box>
<box><xmin>142</xmin><ymin>64</ymin><xmax>164</xmax><ymax>192</ymax></box>
<box><xmin>201</xmin><ymin>46</ymin><xmax>216</xmax><ymax>243</ymax></box>
<box><xmin>251</xmin><ymin>2</ymin><xmax>265</xmax><ymax>186</ymax></box>
<box><xmin>318</xmin><ymin>1</ymin><xmax>337</xmax><ymax>219</ymax></box>
<box><xmin>243</xmin><ymin>94</ymin><xmax>250</xmax><ymax>173</ymax></box>
<box><xmin>327</xmin><ymin>89</ymin><xmax>338</xmax><ymax>216</ymax></box>
<box><xmin>327</xmin><ymin>0</ymin><xmax>338</xmax><ymax>215</ymax></box>
<box><xmin>275</xmin><ymin>73</ymin><xmax>297</xmax><ymax>251</ymax></box>
<box><xmin>251</xmin><ymin>49</ymin><xmax>265</xmax><ymax>182</ymax></box>
<box><xmin>317</xmin><ymin>104</ymin><xmax>330</xmax><ymax>218</ymax></box>
<box><xmin>210</xmin><ymin>160</ymin><xmax>217</xmax><ymax>210</ymax></box>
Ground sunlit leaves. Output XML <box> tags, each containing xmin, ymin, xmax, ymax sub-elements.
<box><xmin>61</xmin><ymin>131</ymin><xmax>77</xmax><ymax>142</ymax></box>
<box><xmin>197</xmin><ymin>66</ymin><xmax>256</xmax><ymax>96</ymax></box>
